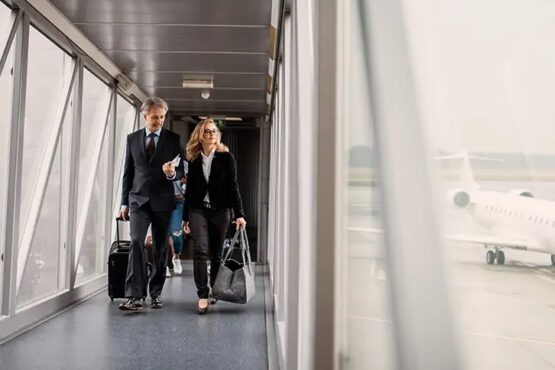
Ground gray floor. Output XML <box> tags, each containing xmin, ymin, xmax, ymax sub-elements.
<box><xmin>0</xmin><ymin>264</ymin><xmax>268</xmax><ymax>370</ymax></box>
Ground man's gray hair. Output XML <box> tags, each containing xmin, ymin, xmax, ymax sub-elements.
<box><xmin>140</xmin><ymin>97</ymin><xmax>169</xmax><ymax>114</ymax></box>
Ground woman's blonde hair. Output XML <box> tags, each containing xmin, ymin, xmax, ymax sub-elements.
<box><xmin>186</xmin><ymin>119</ymin><xmax>229</xmax><ymax>161</ymax></box>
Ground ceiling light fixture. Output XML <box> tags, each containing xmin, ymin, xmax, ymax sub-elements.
<box><xmin>182</xmin><ymin>79</ymin><xmax>213</xmax><ymax>89</ymax></box>
<box><xmin>182</xmin><ymin>74</ymin><xmax>214</xmax><ymax>89</ymax></box>
<box><xmin>199</xmin><ymin>115</ymin><xmax>243</xmax><ymax>122</ymax></box>
<box><xmin>223</xmin><ymin>116</ymin><xmax>243</xmax><ymax>122</ymax></box>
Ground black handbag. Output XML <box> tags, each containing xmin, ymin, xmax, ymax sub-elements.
<box><xmin>212</xmin><ymin>229</ymin><xmax>255</xmax><ymax>304</ymax></box>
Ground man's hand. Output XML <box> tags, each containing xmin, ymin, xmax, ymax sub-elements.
<box><xmin>119</xmin><ymin>208</ymin><xmax>129</xmax><ymax>221</ymax></box>
<box><xmin>183</xmin><ymin>221</ymin><xmax>191</xmax><ymax>234</ymax></box>
<box><xmin>234</xmin><ymin>217</ymin><xmax>247</xmax><ymax>230</ymax></box>
<box><xmin>162</xmin><ymin>161</ymin><xmax>176</xmax><ymax>178</ymax></box>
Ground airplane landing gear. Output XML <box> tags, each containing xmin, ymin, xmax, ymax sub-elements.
<box><xmin>496</xmin><ymin>250</ymin><xmax>505</xmax><ymax>265</ymax></box>
<box><xmin>486</xmin><ymin>248</ymin><xmax>505</xmax><ymax>265</ymax></box>
<box><xmin>486</xmin><ymin>250</ymin><xmax>495</xmax><ymax>264</ymax></box>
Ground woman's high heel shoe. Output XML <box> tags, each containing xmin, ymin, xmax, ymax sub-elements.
<box><xmin>198</xmin><ymin>298</ymin><xmax>209</xmax><ymax>315</ymax></box>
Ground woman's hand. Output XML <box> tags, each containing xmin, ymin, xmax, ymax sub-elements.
<box><xmin>183</xmin><ymin>221</ymin><xmax>191</xmax><ymax>234</ymax></box>
<box><xmin>234</xmin><ymin>217</ymin><xmax>247</xmax><ymax>230</ymax></box>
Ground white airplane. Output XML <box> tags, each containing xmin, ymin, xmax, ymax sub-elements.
<box><xmin>444</xmin><ymin>153</ymin><xmax>555</xmax><ymax>266</ymax></box>
<box><xmin>348</xmin><ymin>153</ymin><xmax>555</xmax><ymax>266</ymax></box>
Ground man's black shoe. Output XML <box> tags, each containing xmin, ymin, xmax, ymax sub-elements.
<box><xmin>151</xmin><ymin>296</ymin><xmax>163</xmax><ymax>309</ymax></box>
<box><xmin>119</xmin><ymin>298</ymin><xmax>143</xmax><ymax>311</ymax></box>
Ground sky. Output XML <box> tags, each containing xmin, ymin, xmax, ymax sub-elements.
<box><xmin>403</xmin><ymin>0</ymin><xmax>555</xmax><ymax>154</ymax></box>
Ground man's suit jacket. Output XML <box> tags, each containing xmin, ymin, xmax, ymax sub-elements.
<box><xmin>121</xmin><ymin>128</ymin><xmax>184</xmax><ymax>212</ymax></box>
<box><xmin>184</xmin><ymin>150</ymin><xmax>245</xmax><ymax>221</ymax></box>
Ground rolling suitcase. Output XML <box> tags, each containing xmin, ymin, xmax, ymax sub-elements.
<box><xmin>108</xmin><ymin>217</ymin><xmax>130</xmax><ymax>300</ymax></box>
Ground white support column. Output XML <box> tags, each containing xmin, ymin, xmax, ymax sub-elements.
<box><xmin>57</xmin><ymin>57</ymin><xmax>77</xmax><ymax>292</ymax></box>
<box><xmin>356</xmin><ymin>1</ymin><xmax>461</xmax><ymax>369</ymax></box>
<box><xmin>270</xmin><ymin>115</ymin><xmax>276</xmax><ymax>264</ymax></box>
<box><xmin>256</xmin><ymin>117</ymin><xmax>271</xmax><ymax>263</ymax></box>
<box><xmin>103</xmin><ymin>86</ymin><xmax>117</xmax><ymax>273</ymax></box>
<box><xmin>293</xmin><ymin>1</ymin><xmax>318</xmax><ymax>368</ymax></box>
<box><xmin>277</xmin><ymin>39</ymin><xmax>289</xmax><ymax>331</ymax></box>
<box><xmin>3</xmin><ymin>12</ymin><xmax>29</xmax><ymax>316</ymax></box>
<box><xmin>285</xmin><ymin>11</ymin><xmax>301</xmax><ymax>370</ymax></box>
<box><xmin>66</xmin><ymin>58</ymin><xmax>83</xmax><ymax>290</ymax></box>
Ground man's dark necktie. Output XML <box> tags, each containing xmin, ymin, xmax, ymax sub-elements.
<box><xmin>146</xmin><ymin>133</ymin><xmax>156</xmax><ymax>160</ymax></box>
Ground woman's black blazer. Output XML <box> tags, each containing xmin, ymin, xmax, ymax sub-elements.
<box><xmin>183</xmin><ymin>151</ymin><xmax>245</xmax><ymax>221</ymax></box>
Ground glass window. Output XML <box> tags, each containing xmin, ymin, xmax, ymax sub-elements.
<box><xmin>17</xmin><ymin>144</ymin><xmax>62</xmax><ymax>307</ymax></box>
<box><xmin>0</xmin><ymin>3</ymin><xmax>11</xmax><ymax>37</ymax></box>
<box><xmin>74</xmin><ymin>69</ymin><xmax>111</xmax><ymax>285</ymax></box>
<box><xmin>77</xmin><ymin>69</ymin><xmax>110</xmax><ymax>212</ymax></box>
<box><xmin>17</xmin><ymin>27</ymin><xmax>72</xmax><ymax>307</ymax></box>
<box><xmin>404</xmin><ymin>1</ymin><xmax>555</xmax><ymax>368</ymax></box>
<box><xmin>337</xmin><ymin>1</ymin><xmax>393</xmax><ymax>369</ymax></box>
<box><xmin>75</xmin><ymin>127</ymin><xmax>109</xmax><ymax>285</ymax></box>
<box><xmin>112</xmin><ymin>95</ymin><xmax>136</xmax><ymax>210</ymax></box>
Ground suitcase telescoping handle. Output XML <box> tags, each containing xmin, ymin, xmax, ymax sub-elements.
<box><xmin>115</xmin><ymin>217</ymin><xmax>125</xmax><ymax>246</ymax></box>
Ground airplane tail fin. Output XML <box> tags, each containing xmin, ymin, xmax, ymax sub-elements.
<box><xmin>460</xmin><ymin>153</ymin><xmax>479</xmax><ymax>190</ymax></box>
<box><xmin>435</xmin><ymin>151</ymin><xmax>501</xmax><ymax>191</ymax></box>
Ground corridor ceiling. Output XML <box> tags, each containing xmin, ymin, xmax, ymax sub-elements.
<box><xmin>49</xmin><ymin>0</ymin><xmax>274</xmax><ymax>117</ymax></box>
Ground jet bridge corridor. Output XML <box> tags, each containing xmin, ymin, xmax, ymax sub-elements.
<box><xmin>3</xmin><ymin>1</ymin><xmax>555</xmax><ymax>370</ymax></box>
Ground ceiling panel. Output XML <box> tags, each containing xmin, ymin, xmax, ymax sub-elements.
<box><xmin>106</xmin><ymin>52</ymin><xmax>269</xmax><ymax>74</ymax></box>
<box><xmin>51</xmin><ymin>0</ymin><xmax>271</xmax><ymax>25</ymax></box>
<box><xmin>50</xmin><ymin>0</ymin><xmax>273</xmax><ymax>117</ymax></box>
<box><xmin>129</xmin><ymin>72</ymin><xmax>267</xmax><ymax>89</ymax></box>
<box><xmin>76</xmin><ymin>24</ymin><xmax>271</xmax><ymax>53</ymax></box>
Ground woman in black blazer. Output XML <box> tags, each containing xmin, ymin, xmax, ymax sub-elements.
<box><xmin>183</xmin><ymin>118</ymin><xmax>246</xmax><ymax>314</ymax></box>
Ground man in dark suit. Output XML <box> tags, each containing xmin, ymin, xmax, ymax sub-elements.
<box><xmin>118</xmin><ymin>97</ymin><xmax>184</xmax><ymax>311</ymax></box>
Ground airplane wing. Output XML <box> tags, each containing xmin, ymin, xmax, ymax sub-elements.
<box><xmin>347</xmin><ymin>226</ymin><xmax>545</xmax><ymax>253</ymax></box>
<box><xmin>445</xmin><ymin>233</ymin><xmax>542</xmax><ymax>252</ymax></box>
<box><xmin>346</xmin><ymin>226</ymin><xmax>383</xmax><ymax>234</ymax></box>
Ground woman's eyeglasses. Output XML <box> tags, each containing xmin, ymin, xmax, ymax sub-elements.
<box><xmin>203</xmin><ymin>129</ymin><xmax>218</xmax><ymax>135</ymax></box>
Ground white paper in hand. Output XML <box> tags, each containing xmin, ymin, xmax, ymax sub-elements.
<box><xmin>171</xmin><ymin>154</ymin><xmax>181</xmax><ymax>167</ymax></box>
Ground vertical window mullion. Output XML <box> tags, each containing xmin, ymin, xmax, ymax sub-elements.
<box><xmin>65</xmin><ymin>58</ymin><xmax>83</xmax><ymax>290</ymax></box>
<box><xmin>356</xmin><ymin>0</ymin><xmax>461</xmax><ymax>369</ymax></box>
<box><xmin>103</xmin><ymin>86</ymin><xmax>117</xmax><ymax>274</ymax></box>
<box><xmin>3</xmin><ymin>11</ymin><xmax>30</xmax><ymax>317</ymax></box>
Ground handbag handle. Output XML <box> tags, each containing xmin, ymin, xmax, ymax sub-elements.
<box><xmin>222</xmin><ymin>229</ymin><xmax>242</xmax><ymax>263</ymax></box>
<box><xmin>222</xmin><ymin>228</ymin><xmax>253</xmax><ymax>274</ymax></box>
<box><xmin>240</xmin><ymin>228</ymin><xmax>253</xmax><ymax>274</ymax></box>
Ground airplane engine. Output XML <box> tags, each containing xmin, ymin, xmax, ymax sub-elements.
<box><xmin>447</xmin><ymin>189</ymin><xmax>471</xmax><ymax>207</ymax></box>
<box><xmin>508</xmin><ymin>189</ymin><xmax>534</xmax><ymax>198</ymax></box>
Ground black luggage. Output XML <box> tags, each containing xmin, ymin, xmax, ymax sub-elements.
<box><xmin>108</xmin><ymin>217</ymin><xmax>130</xmax><ymax>300</ymax></box>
